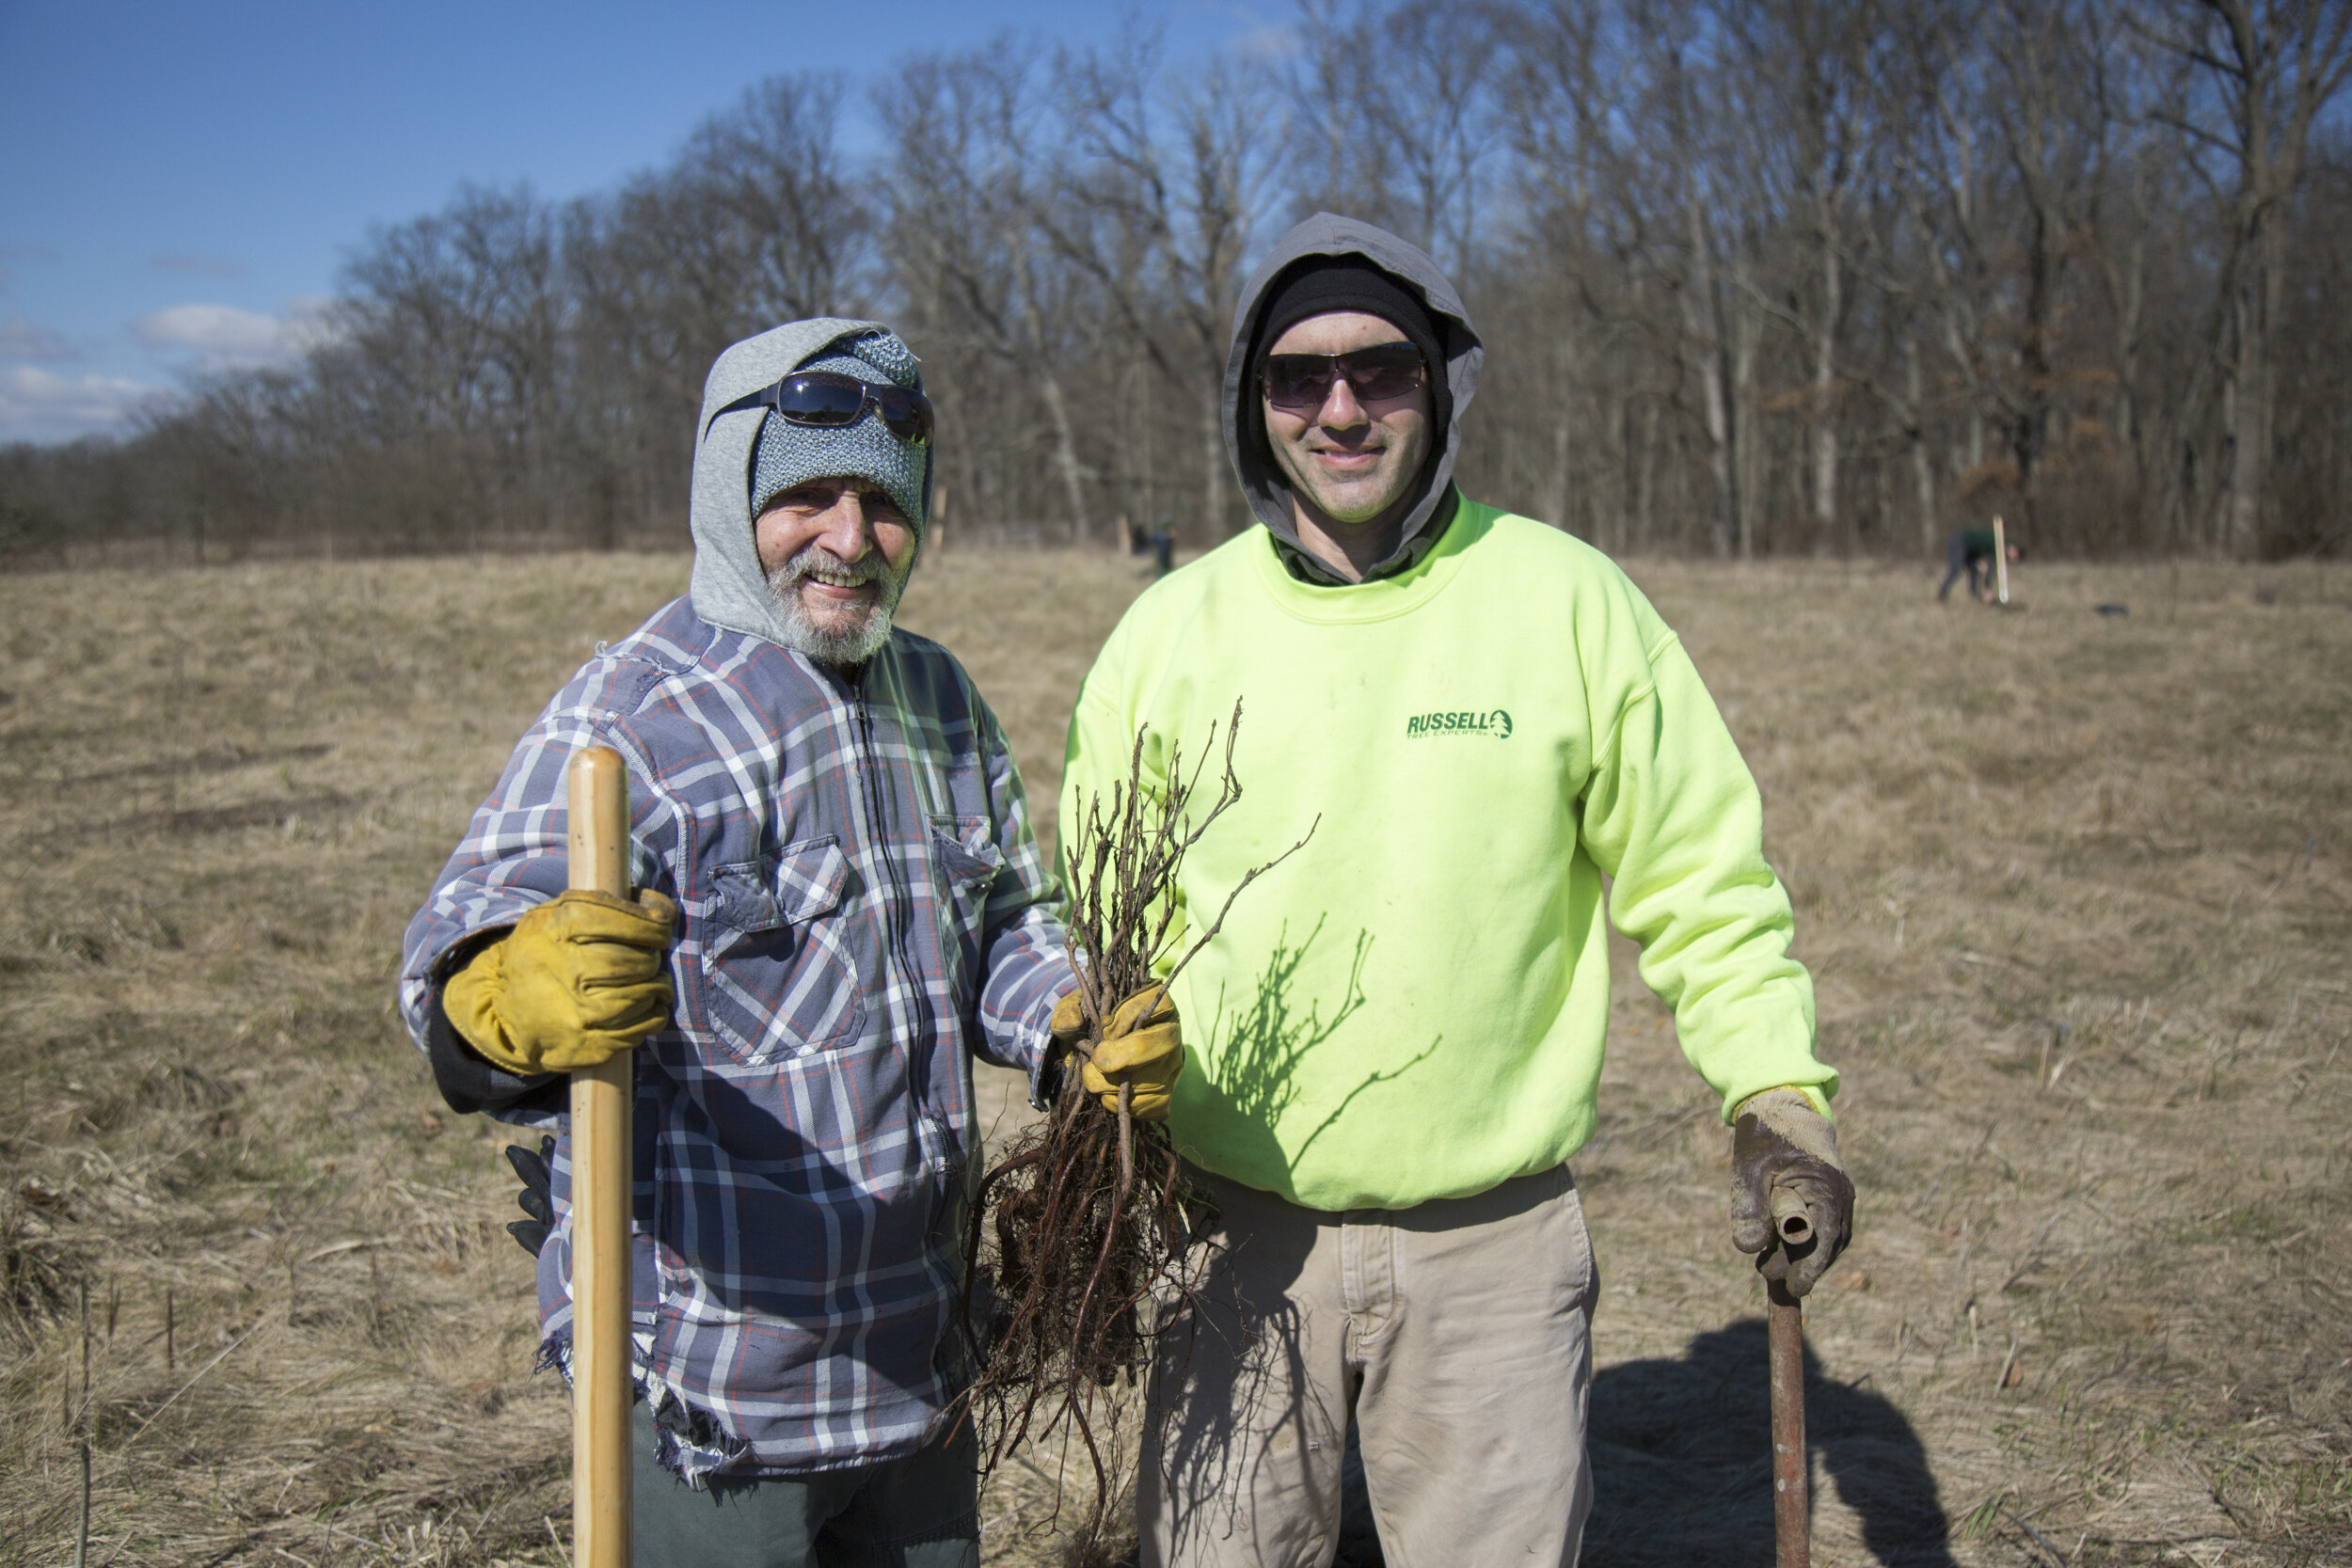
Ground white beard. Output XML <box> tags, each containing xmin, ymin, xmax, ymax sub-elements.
<box><xmin>766</xmin><ymin>544</ymin><xmax>912</xmax><ymax>667</ymax></box>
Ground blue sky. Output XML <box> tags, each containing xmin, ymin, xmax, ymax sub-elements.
<box><xmin>0</xmin><ymin>0</ymin><xmax>1290</xmax><ymax>444</ymax></box>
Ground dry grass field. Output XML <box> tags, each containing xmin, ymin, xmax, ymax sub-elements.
<box><xmin>1</xmin><ymin>545</ymin><xmax>2346</xmax><ymax>1567</ymax></box>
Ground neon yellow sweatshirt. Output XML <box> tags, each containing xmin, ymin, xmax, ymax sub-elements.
<box><xmin>1060</xmin><ymin>500</ymin><xmax>1836</xmax><ymax>1211</ymax></box>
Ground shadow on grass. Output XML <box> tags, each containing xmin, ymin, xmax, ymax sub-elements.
<box><xmin>1579</xmin><ymin>1319</ymin><xmax>1955</xmax><ymax>1567</ymax></box>
<box><xmin>1331</xmin><ymin>1318</ymin><xmax>1954</xmax><ymax>1568</ymax></box>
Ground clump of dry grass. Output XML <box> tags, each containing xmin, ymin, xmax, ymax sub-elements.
<box><xmin>0</xmin><ymin>547</ymin><xmax>2344</xmax><ymax>1568</ymax></box>
<box><xmin>0</xmin><ymin>546</ymin><xmax>1159</xmax><ymax>1568</ymax></box>
<box><xmin>1572</xmin><ymin>557</ymin><xmax>2352</xmax><ymax>1567</ymax></box>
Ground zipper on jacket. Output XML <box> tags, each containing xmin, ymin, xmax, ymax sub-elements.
<box><xmin>852</xmin><ymin>661</ymin><xmax>970</xmax><ymax>1308</ymax></box>
<box><xmin>854</xmin><ymin>676</ymin><xmax>946</xmax><ymax>1172</ymax></box>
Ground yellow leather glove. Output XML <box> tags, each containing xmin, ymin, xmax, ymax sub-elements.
<box><xmin>443</xmin><ymin>889</ymin><xmax>677</xmax><ymax>1075</ymax></box>
<box><xmin>1049</xmin><ymin>984</ymin><xmax>1183</xmax><ymax>1120</ymax></box>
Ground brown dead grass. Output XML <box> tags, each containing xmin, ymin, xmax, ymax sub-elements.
<box><xmin>0</xmin><ymin>546</ymin><xmax>2345</xmax><ymax>1567</ymax></box>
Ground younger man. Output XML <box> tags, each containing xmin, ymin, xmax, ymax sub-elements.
<box><xmin>1063</xmin><ymin>216</ymin><xmax>1853</xmax><ymax>1566</ymax></box>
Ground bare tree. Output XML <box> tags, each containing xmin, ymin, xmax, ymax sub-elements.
<box><xmin>16</xmin><ymin>1</ymin><xmax>2352</xmax><ymax>569</ymax></box>
<box><xmin>1716</xmin><ymin>0</ymin><xmax>1897</xmax><ymax>549</ymax></box>
<box><xmin>2138</xmin><ymin>0</ymin><xmax>2352</xmax><ymax>552</ymax></box>
<box><xmin>1043</xmin><ymin>37</ymin><xmax>1282</xmax><ymax>540</ymax></box>
<box><xmin>338</xmin><ymin>184</ymin><xmax>563</xmax><ymax>546</ymax></box>
<box><xmin>1288</xmin><ymin>0</ymin><xmax>1504</xmax><ymax>274</ymax></box>
<box><xmin>878</xmin><ymin>43</ymin><xmax>1098</xmax><ymax>540</ymax></box>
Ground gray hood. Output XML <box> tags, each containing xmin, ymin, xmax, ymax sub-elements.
<box><xmin>1222</xmin><ymin>214</ymin><xmax>1484</xmax><ymax>582</ymax></box>
<box><xmin>687</xmin><ymin>318</ymin><xmax>934</xmax><ymax>649</ymax></box>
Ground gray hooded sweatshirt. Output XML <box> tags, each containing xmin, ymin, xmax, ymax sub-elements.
<box><xmin>1222</xmin><ymin>214</ymin><xmax>1486</xmax><ymax>582</ymax></box>
<box><xmin>400</xmin><ymin>319</ymin><xmax>1073</xmax><ymax>1480</ymax></box>
<box><xmin>689</xmin><ymin>318</ymin><xmax>936</xmax><ymax>642</ymax></box>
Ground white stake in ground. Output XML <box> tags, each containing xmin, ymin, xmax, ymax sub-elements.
<box><xmin>567</xmin><ymin>746</ymin><xmax>634</xmax><ymax>1568</ymax></box>
<box><xmin>1993</xmin><ymin>514</ymin><xmax>2010</xmax><ymax>606</ymax></box>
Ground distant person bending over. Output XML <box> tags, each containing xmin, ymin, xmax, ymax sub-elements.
<box><xmin>1060</xmin><ymin>214</ymin><xmax>1854</xmax><ymax>1568</ymax></box>
<box><xmin>1937</xmin><ymin>527</ymin><xmax>2022</xmax><ymax>604</ymax></box>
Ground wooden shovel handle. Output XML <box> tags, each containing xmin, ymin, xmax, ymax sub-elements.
<box><xmin>567</xmin><ymin>746</ymin><xmax>633</xmax><ymax>1568</ymax></box>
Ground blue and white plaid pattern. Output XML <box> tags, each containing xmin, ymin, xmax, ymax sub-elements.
<box><xmin>399</xmin><ymin>595</ymin><xmax>1073</xmax><ymax>1478</ymax></box>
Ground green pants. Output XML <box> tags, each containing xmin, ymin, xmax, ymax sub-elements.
<box><xmin>630</xmin><ymin>1402</ymin><xmax>980</xmax><ymax>1568</ymax></box>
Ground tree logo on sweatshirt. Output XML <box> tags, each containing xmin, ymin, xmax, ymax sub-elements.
<box><xmin>1404</xmin><ymin>708</ymin><xmax>1513</xmax><ymax>739</ymax></box>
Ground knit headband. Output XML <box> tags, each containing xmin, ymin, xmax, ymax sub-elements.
<box><xmin>748</xmin><ymin>329</ymin><xmax>930</xmax><ymax>536</ymax></box>
<box><xmin>1250</xmin><ymin>257</ymin><xmax>1449</xmax><ymax>436</ymax></box>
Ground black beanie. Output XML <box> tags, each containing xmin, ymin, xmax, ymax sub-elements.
<box><xmin>1250</xmin><ymin>256</ymin><xmax>1449</xmax><ymax>436</ymax></box>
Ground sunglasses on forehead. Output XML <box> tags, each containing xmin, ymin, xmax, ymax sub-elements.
<box><xmin>706</xmin><ymin>370</ymin><xmax>934</xmax><ymax>446</ymax></box>
<box><xmin>1259</xmin><ymin>341</ymin><xmax>1428</xmax><ymax>411</ymax></box>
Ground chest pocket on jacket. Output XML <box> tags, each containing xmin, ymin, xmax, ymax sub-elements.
<box><xmin>696</xmin><ymin>837</ymin><xmax>866</xmax><ymax>1065</ymax></box>
<box><xmin>930</xmin><ymin>815</ymin><xmax>1002</xmax><ymax>984</ymax></box>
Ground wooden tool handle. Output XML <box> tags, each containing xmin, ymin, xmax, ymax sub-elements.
<box><xmin>567</xmin><ymin>746</ymin><xmax>633</xmax><ymax>1568</ymax></box>
<box><xmin>1769</xmin><ymin>1281</ymin><xmax>1810</xmax><ymax>1568</ymax></box>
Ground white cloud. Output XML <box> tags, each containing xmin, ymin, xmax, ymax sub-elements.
<box><xmin>1182</xmin><ymin>0</ymin><xmax>1296</xmax><ymax>58</ymax></box>
<box><xmin>133</xmin><ymin>298</ymin><xmax>340</xmax><ymax>372</ymax></box>
<box><xmin>0</xmin><ymin>365</ymin><xmax>162</xmax><ymax>445</ymax></box>
<box><xmin>282</xmin><ymin>294</ymin><xmax>339</xmax><ymax>340</ymax></box>
<box><xmin>0</xmin><ymin>298</ymin><xmax>344</xmax><ymax>440</ymax></box>
<box><xmin>1227</xmin><ymin>21</ymin><xmax>1299</xmax><ymax>59</ymax></box>
<box><xmin>0</xmin><ymin>316</ymin><xmax>75</xmax><ymax>361</ymax></box>
<box><xmin>136</xmin><ymin>302</ymin><xmax>292</xmax><ymax>357</ymax></box>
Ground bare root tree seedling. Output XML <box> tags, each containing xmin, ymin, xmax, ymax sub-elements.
<box><xmin>958</xmin><ymin>700</ymin><xmax>1310</xmax><ymax>1565</ymax></box>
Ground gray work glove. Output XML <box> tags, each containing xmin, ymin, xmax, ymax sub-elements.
<box><xmin>1730</xmin><ymin>1088</ymin><xmax>1854</xmax><ymax>1299</ymax></box>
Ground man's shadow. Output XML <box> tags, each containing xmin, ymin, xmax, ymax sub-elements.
<box><xmin>1335</xmin><ymin>1318</ymin><xmax>1955</xmax><ymax>1567</ymax></box>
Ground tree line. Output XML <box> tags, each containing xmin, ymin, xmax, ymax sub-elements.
<box><xmin>5</xmin><ymin>0</ymin><xmax>2347</xmax><ymax>568</ymax></box>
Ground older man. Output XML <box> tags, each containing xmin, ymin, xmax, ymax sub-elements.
<box><xmin>1060</xmin><ymin>214</ymin><xmax>1855</xmax><ymax>1565</ymax></box>
<box><xmin>400</xmin><ymin>319</ymin><xmax>1178</xmax><ymax>1567</ymax></box>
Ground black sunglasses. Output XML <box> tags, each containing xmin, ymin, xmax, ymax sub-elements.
<box><xmin>1260</xmin><ymin>341</ymin><xmax>1428</xmax><ymax>411</ymax></box>
<box><xmin>706</xmin><ymin>370</ymin><xmax>934</xmax><ymax>446</ymax></box>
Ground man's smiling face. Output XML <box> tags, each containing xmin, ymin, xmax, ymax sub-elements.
<box><xmin>1260</xmin><ymin>309</ymin><xmax>1434</xmax><ymax>531</ymax></box>
<box><xmin>753</xmin><ymin>476</ymin><xmax>917</xmax><ymax>666</ymax></box>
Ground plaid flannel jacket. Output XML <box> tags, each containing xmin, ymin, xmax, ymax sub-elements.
<box><xmin>398</xmin><ymin>595</ymin><xmax>1073</xmax><ymax>1479</ymax></box>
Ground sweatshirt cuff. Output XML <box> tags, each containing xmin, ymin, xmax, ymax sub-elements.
<box><xmin>423</xmin><ymin>980</ymin><xmax>566</xmax><ymax>1119</ymax></box>
<box><xmin>1731</xmin><ymin>1082</ymin><xmax>1836</xmax><ymax>1123</ymax></box>
<box><xmin>1022</xmin><ymin>980</ymin><xmax>1077</xmax><ymax>1112</ymax></box>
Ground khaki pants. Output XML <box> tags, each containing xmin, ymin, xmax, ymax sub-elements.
<box><xmin>1142</xmin><ymin>1164</ymin><xmax>1597</xmax><ymax>1568</ymax></box>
